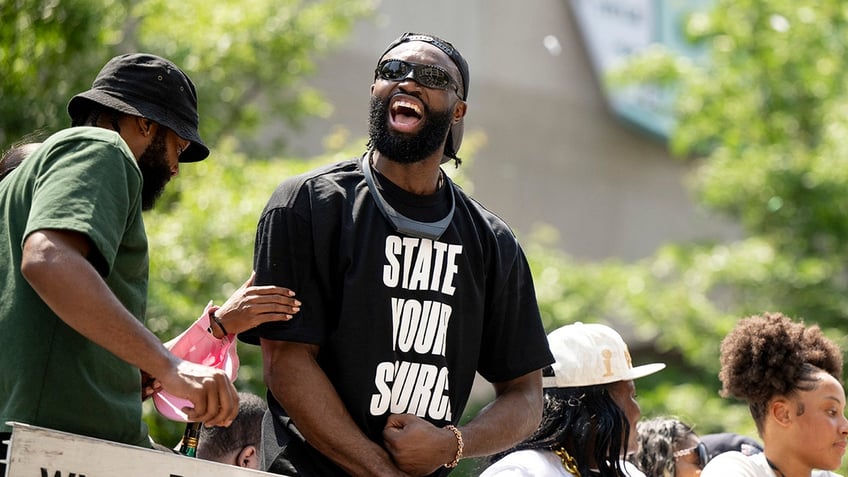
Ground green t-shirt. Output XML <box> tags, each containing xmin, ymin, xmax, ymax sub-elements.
<box><xmin>0</xmin><ymin>127</ymin><xmax>151</xmax><ymax>447</ymax></box>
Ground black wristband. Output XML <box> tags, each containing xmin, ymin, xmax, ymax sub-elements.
<box><xmin>209</xmin><ymin>307</ymin><xmax>229</xmax><ymax>336</ymax></box>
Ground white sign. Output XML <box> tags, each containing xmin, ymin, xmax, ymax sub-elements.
<box><xmin>4</xmin><ymin>422</ymin><xmax>282</xmax><ymax>477</ymax></box>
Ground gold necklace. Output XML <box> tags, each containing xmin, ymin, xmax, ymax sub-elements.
<box><xmin>553</xmin><ymin>447</ymin><xmax>581</xmax><ymax>477</ymax></box>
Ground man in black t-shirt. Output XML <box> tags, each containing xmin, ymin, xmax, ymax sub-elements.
<box><xmin>241</xmin><ymin>32</ymin><xmax>554</xmax><ymax>477</ymax></box>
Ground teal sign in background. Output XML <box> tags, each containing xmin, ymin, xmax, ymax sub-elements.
<box><xmin>569</xmin><ymin>0</ymin><xmax>710</xmax><ymax>139</ymax></box>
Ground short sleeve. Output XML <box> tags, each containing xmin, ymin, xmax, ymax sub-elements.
<box><xmin>477</xmin><ymin>240</ymin><xmax>553</xmax><ymax>383</ymax></box>
<box><xmin>25</xmin><ymin>132</ymin><xmax>141</xmax><ymax>276</ymax></box>
<box><xmin>239</xmin><ymin>185</ymin><xmax>328</xmax><ymax>345</ymax></box>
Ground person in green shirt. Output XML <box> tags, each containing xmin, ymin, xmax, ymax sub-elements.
<box><xmin>0</xmin><ymin>54</ymin><xmax>297</xmax><ymax>470</ymax></box>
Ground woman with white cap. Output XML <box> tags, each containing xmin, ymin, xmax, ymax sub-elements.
<box><xmin>482</xmin><ymin>322</ymin><xmax>666</xmax><ymax>477</ymax></box>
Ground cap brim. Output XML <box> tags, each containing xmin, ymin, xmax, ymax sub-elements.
<box><xmin>542</xmin><ymin>362</ymin><xmax>666</xmax><ymax>389</ymax></box>
<box><xmin>625</xmin><ymin>362</ymin><xmax>666</xmax><ymax>380</ymax></box>
<box><xmin>178</xmin><ymin>142</ymin><xmax>208</xmax><ymax>163</ymax></box>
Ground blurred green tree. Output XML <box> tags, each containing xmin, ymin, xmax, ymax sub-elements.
<box><xmin>0</xmin><ymin>0</ymin><xmax>120</xmax><ymax>146</ymax></box>
<box><xmin>580</xmin><ymin>0</ymin><xmax>848</xmax><ymax>450</ymax></box>
<box><xmin>1</xmin><ymin>0</ymin><xmax>374</xmax><ymax>154</ymax></box>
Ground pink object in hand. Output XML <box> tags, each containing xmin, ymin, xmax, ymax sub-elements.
<box><xmin>152</xmin><ymin>302</ymin><xmax>239</xmax><ymax>422</ymax></box>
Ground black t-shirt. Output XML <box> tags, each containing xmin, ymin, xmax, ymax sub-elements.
<box><xmin>242</xmin><ymin>157</ymin><xmax>553</xmax><ymax>476</ymax></box>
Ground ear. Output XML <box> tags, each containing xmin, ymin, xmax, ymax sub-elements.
<box><xmin>134</xmin><ymin>117</ymin><xmax>156</xmax><ymax>137</ymax></box>
<box><xmin>770</xmin><ymin>398</ymin><xmax>793</xmax><ymax>427</ymax></box>
<box><xmin>452</xmin><ymin>100</ymin><xmax>467</xmax><ymax>124</ymax></box>
<box><xmin>237</xmin><ymin>445</ymin><xmax>259</xmax><ymax>469</ymax></box>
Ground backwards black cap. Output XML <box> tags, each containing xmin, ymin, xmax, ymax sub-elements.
<box><xmin>378</xmin><ymin>32</ymin><xmax>469</xmax><ymax>164</ymax></box>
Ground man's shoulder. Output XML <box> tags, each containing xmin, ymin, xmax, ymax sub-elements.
<box><xmin>46</xmin><ymin>127</ymin><xmax>125</xmax><ymax>150</ymax></box>
<box><xmin>450</xmin><ymin>182</ymin><xmax>523</xmax><ymax>252</ymax></box>
<box><xmin>39</xmin><ymin>127</ymin><xmax>135</xmax><ymax>168</ymax></box>
<box><xmin>264</xmin><ymin>158</ymin><xmax>361</xmax><ymax>207</ymax></box>
<box><xmin>20</xmin><ymin>127</ymin><xmax>137</xmax><ymax>183</ymax></box>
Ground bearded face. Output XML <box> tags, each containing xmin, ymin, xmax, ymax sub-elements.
<box><xmin>136</xmin><ymin>128</ymin><xmax>172</xmax><ymax>211</ymax></box>
<box><xmin>368</xmin><ymin>94</ymin><xmax>453</xmax><ymax>164</ymax></box>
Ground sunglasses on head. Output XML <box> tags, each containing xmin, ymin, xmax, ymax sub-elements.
<box><xmin>375</xmin><ymin>59</ymin><xmax>460</xmax><ymax>94</ymax></box>
<box><xmin>673</xmin><ymin>441</ymin><xmax>710</xmax><ymax>469</ymax></box>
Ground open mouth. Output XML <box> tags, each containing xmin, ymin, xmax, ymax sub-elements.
<box><xmin>389</xmin><ymin>96</ymin><xmax>424</xmax><ymax>133</ymax></box>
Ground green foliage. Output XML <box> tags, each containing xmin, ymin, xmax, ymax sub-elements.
<box><xmin>129</xmin><ymin>0</ymin><xmax>376</xmax><ymax>155</ymax></box>
<box><xmin>0</xmin><ymin>0</ymin><xmax>124</xmax><ymax>145</ymax></box>
<box><xmin>1</xmin><ymin>0</ymin><xmax>376</xmax><ymax>155</ymax></box>
<box><xmin>602</xmin><ymin>0</ymin><xmax>848</xmax><ymax>464</ymax></box>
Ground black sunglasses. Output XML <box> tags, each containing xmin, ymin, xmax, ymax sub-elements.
<box><xmin>673</xmin><ymin>441</ymin><xmax>710</xmax><ymax>469</ymax></box>
<box><xmin>375</xmin><ymin>59</ymin><xmax>460</xmax><ymax>94</ymax></box>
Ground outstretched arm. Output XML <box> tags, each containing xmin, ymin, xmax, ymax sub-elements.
<box><xmin>22</xmin><ymin>229</ymin><xmax>238</xmax><ymax>426</ymax></box>
<box><xmin>207</xmin><ymin>271</ymin><xmax>301</xmax><ymax>338</ymax></box>
<box><xmin>261</xmin><ymin>338</ymin><xmax>408</xmax><ymax>477</ymax></box>
<box><xmin>383</xmin><ymin>369</ymin><xmax>544</xmax><ymax>475</ymax></box>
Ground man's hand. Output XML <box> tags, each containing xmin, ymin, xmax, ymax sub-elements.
<box><xmin>157</xmin><ymin>360</ymin><xmax>239</xmax><ymax>427</ymax></box>
<box><xmin>383</xmin><ymin>414</ymin><xmax>459</xmax><ymax>476</ymax></box>
<box><xmin>140</xmin><ymin>369</ymin><xmax>161</xmax><ymax>401</ymax></box>
<box><xmin>212</xmin><ymin>271</ymin><xmax>301</xmax><ymax>337</ymax></box>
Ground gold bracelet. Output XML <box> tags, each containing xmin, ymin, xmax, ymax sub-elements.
<box><xmin>444</xmin><ymin>424</ymin><xmax>463</xmax><ymax>468</ymax></box>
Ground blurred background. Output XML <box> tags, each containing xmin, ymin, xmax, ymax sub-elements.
<box><xmin>5</xmin><ymin>0</ymin><xmax>848</xmax><ymax>475</ymax></box>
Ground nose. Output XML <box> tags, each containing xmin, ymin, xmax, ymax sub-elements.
<box><xmin>170</xmin><ymin>163</ymin><xmax>180</xmax><ymax>177</ymax></box>
<box><xmin>396</xmin><ymin>78</ymin><xmax>424</xmax><ymax>96</ymax></box>
<box><xmin>394</xmin><ymin>69</ymin><xmax>429</xmax><ymax>91</ymax></box>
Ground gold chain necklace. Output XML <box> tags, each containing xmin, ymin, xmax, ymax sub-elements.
<box><xmin>553</xmin><ymin>447</ymin><xmax>581</xmax><ymax>477</ymax></box>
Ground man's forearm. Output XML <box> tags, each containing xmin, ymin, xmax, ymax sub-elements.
<box><xmin>458</xmin><ymin>370</ymin><xmax>544</xmax><ymax>458</ymax></box>
<box><xmin>22</xmin><ymin>230</ymin><xmax>177</xmax><ymax>377</ymax></box>
<box><xmin>261</xmin><ymin>339</ymin><xmax>407</xmax><ymax>477</ymax></box>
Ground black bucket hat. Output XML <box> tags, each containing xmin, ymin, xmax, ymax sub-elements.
<box><xmin>68</xmin><ymin>53</ymin><xmax>209</xmax><ymax>162</ymax></box>
<box><xmin>378</xmin><ymin>33</ymin><xmax>469</xmax><ymax>164</ymax></box>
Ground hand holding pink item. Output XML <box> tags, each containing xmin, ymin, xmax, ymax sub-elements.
<box><xmin>153</xmin><ymin>301</ymin><xmax>239</xmax><ymax>422</ymax></box>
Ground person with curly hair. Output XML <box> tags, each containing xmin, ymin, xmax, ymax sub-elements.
<box><xmin>481</xmin><ymin>322</ymin><xmax>666</xmax><ymax>476</ymax></box>
<box><xmin>629</xmin><ymin>417</ymin><xmax>708</xmax><ymax>477</ymax></box>
<box><xmin>701</xmin><ymin>312</ymin><xmax>848</xmax><ymax>477</ymax></box>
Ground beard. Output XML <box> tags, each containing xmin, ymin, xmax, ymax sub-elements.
<box><xmin>368</xmin><ymin>95</ymin><xmax>453</xmax><ymax>164</ymax></box>
<box><xmin>137</xmin><ymin>128</ymin><xmax>172</xmax><ymax>211</ymax></box>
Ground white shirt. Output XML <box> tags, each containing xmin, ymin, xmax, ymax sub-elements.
<box><xmin>480</xmin><ymin>449</ymin><xmax>647</xmax><ymax>477</ymax></box>
<box><xmin>701</xmin><ymin>451</ymin><xmax>841</xmax><ymax>477</ymax></box>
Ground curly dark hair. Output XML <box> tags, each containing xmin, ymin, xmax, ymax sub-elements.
<box><xmin>487</xmin><ymin>384</ymin><xmax>631</xmax><ymax>477</ymax></box>
<box><xmin>628</xmin><ymin>417</ymin><xmax>695</xmax><ymax>477</ymax></box>
<box><xmin>718</xmin><ymin>312</ymin><xmax>843</xmax><ymax>431</ymax></box>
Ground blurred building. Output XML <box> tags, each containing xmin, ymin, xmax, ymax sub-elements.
<box><xmin>284</xmin><ymin>0</ymin><xmax>736</xmax><ymax>262</ymax></box>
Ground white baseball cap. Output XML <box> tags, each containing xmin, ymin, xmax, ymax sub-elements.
<box><xmin>542</xmin><ymin>322</ymin><xmax>666</xmax><ymax>388</ymax></box>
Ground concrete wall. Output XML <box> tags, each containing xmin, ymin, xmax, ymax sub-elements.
<box><xmin>281</xmin><ymin>0</ymin><xmax>737</xmax><ymax>261</ymax></box>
